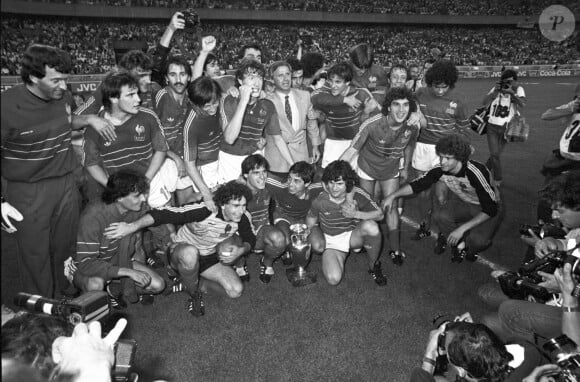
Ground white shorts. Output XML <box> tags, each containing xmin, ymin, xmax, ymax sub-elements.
<box><xmin>148</xmin><ymin>159</ymin><xmax>180</xmax><ymax>208</ymax></box>
<box><xmin>412</xmin><ymin>142</ymin><xmax>439</xmax><ymax>172</ymax></box>
<box><xmin>196</xmin><ymin>161</ymin><xmax>220</xmax><ymax>191</ymax></box>
<box><xmin>356</xmin><ymin>166</ymin><xmax>374</xmax><ymax>181</ymax></box>
<box><xmin>324</xmin><ymin>230</ymin><xmax>353</xmax><ymax>253</ymax></box>
<box><xmin>322</xmin><ymin>139</ymin><xmax>357</xmax><ymax>170</ymax></box>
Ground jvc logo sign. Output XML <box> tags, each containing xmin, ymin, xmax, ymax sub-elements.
<box><xmin>72</xmin><ymin>82</ymin><xmax>100</xmax><ymax>93</ymax></box>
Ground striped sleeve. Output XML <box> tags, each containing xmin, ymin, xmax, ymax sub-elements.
<box><xmin>149</xmin><ymin>203</ymin><xmax>212</xmax><ymax>226</ymax></box>
<box><xmin>183</xmin><ymin>108</ymin><xmax>198</xmax><ymax>162</ymax></box>
<box><xmin>466</xmin><ymin>161</ymin><xmax>498</xmax><ymax>217</ymax></box>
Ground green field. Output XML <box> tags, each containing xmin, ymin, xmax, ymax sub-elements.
<box><xmin>2</xmin><ymin>76</ymin><xmax>579</xmax><ymax>382</ymax></box>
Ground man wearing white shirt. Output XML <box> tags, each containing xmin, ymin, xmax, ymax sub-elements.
<box><xmin>265</xmin><ymin>61</ymin><xmax>321</xmax><ymax>181</ymax></box>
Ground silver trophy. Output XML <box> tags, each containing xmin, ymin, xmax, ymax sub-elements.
<box><xmin>285</xmin><ymin>223</ymin><xmax>317</xmax><ymax>287</ymax></box>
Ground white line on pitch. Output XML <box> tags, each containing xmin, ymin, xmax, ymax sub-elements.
<box><xmin>399</xmin><ymin>215</ymin><xmax>503</xmax><ymax>270</ymax></box>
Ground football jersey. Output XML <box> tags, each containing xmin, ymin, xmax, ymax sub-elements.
<box><xmin>154</xmin><ymin>87</ymin><xmax>192</xmax><ymax>156</ymax></box>
<box><xmin>1</xmin><ymin>85</ymin><xmax>77</xmax><ymax>182</ymax></box>
<box><xmin>415</xmin><ymin>87</ymin><xmax>469</xmax><ymax>144</ymax></box>
<box><xmin>353</xmin><ymin>113</ymin><xmax>419</xmax><ymax>180</ymax></box>
<box><xmin>83</xmin><ymin>107</ymin><xmax>168</xmax><ymax>175</ymax></box>
<box><xmin>75</xmin><ymin>201</ymin><xmax>145</xmax><ymax>279</ymax></box>
<box><xmin>183</xmin><ymin>107</ymin><xmax>222</xmax><ymax>166</ymax></box>
<box><xmin>246</xmin><ymin>187</ymin><xmax>271</xmax><ymax>232</ymax></box>
<box><xmin>267</xmin><ymin>178</ymin><xmax>324</xmax><ymax>222</ymax></box>
<box><xmin>410</xmin><ymin>161</ymin><xmax>498</xmax><ymax>217</ymax></box>
<box><xmin>311</xmin><ymin>86</ymin><xmax>373</xmax><ymax>140</ymax></box>
<box><xmin>149</xmin><ymin>203</ymin><xmax>256</xmax><ymax>256</ymax></box>
<box><xmin>220</xmin><ymin>95</ymin><xmax>281</xmax><ymax>156</ymax></box>
<box><xmin>559</xmin><ymin>112</ymin><xmax>580</xmax><ymax>161</ymax></box>
<box><xmin>308</xmin><ymin>187</ymin><xmax>380</xmax><ymax>236</ymax></box>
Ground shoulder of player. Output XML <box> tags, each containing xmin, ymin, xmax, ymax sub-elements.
<box><xmin>154</xmin><ymin>87</ymin><xmax>169</xmax><ymax>105</ymax></box>
<box><xmin>258</xmin><ymin>97</ymin><xmax>276</xmax><ymax>111</ymax></box>
<box><xmin>466</xmin><ymin>160</ymin><xmax>491</xmax><ymax>182</ymax></box>
<box><xmin>136</xmin><ymin>106</ymin><xmax>162</xmax><ymax>122</ymax></box>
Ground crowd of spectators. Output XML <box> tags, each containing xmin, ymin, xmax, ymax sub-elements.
<box><xmin>18</xmin><ymin>0</ymin><xmax>580</xmax><ymax>16</ymax></box>
<box><xmin>2</xmin><ymin>15</ymin><xmax>577</xmax><ymax>76</ymax></box>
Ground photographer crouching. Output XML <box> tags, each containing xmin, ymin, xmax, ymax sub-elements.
<box><xmin>479</xmin><ymin>171</ymin><xmax>580</xmax><ymax>345</ymax></box>
<box><xmin>410</xmin><ymin>313</ymin><xmax>548</xmax><ymax>382</ymax></box>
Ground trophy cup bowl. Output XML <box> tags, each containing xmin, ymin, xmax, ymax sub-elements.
<box><xmin>285</xmin><ymin>223</ymin><xmax>317</xmax><ymax>287</ymax></box>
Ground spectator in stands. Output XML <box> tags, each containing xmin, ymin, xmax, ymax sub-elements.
<box><xmin>307</xmin><ymin>160</ymin><xmax>386</xmax><ymax>286</ymax></box>
<box><xmin>482</xmin><ymin>69</ymin><xmax>526</xmax><ymax>187</ymax></box>
<box><xmin>410</xmin><ymin>60</ymin><xmax>470</xmax><ymax>242</ymax></box>
<box><xmin>1</xmin><ymin>44</ymin><xmax>115</xmax><ymax>299</ymax></box>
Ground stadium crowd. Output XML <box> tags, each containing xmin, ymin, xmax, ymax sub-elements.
<box><xmin>2</xmin><ymin>15</ymin><xmax>578</xmax><ymax>76</ymax></box>
<box><xmin>1</xmin><ymin>9</ymin><xmax>580</xmax><ymax>382</ymax></box>
<box><xmin>18</xmin><ymin>0</ymin><xmax>580</xmax><ymax>15</ymax></box>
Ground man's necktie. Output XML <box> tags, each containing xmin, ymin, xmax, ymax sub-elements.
<box><xmin>285</xmin><ymin>95</ymin><xmax>292</xmax><ymax>124</ymax></box>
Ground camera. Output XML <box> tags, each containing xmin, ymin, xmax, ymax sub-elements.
<box><xmin>543</xmin><ymin>335</ymin><xmax>580</xmax><ymax>381</ymax></box>
<box><xmin>498</xmin><ymin>250</ymin><xmax>580</xmax><ymax>301</ymax></box>
<box><xmin>14</xmin><ymin>291</ymin><xmax>110</xmax><ymax>325</ymax></box>
<box><xmin>432</xmin><ymin>315</ymin><xmax>455</xmax><ymax>375</ymax></box>
<box><xmin>497</xmin><ymin>79</ymin><xmax>512</xmax><ymax>91</ymax></box>
<box><xmin>520</xmin><ymin>222</ymin><xmax>566</xmax><ymax>239</ymax></box>
<box><xmin>13</xmin><ymin>291</ymin><xmax>137</xmax><ymax>382</ymax></box>
<box><xmin>179</xmin><ymin>8</ymin><xmax>200</xmax><ymax>30</ymax></box>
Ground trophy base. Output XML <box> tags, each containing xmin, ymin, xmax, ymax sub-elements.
<box><xmin>285</xmin><ymin>267</ymin><xmax>317</xmax><ymax>287</ymax></box>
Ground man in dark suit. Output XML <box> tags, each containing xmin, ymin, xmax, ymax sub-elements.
<box><xmin>265</xmin><ymin>61</ymin><xmax>321</xmax><ymax>181</ymax></box>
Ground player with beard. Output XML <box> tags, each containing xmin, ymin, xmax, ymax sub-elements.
<box><xmin>340</xmin><ymin>87</ymin><xmax>422</xmax><ymax>265</ymax></box>
<box><xmin>383</xmin><ymin>134</ymin><xmax>500</xmax><ymax>262</ymax></box>
<box><xmin>153</xmin><ymin>55</ymin><xmax>197</xmax><ymax>205</ymax></box>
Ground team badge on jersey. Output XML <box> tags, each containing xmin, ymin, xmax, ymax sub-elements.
<box><xmin>446</xmin><ymin>101</ymin><xmax>458</xmax><ymax>115</ymax></box>
<box><xmin>134</xmin><ymin>124</ymin><xmax>145</xmax><ymax>142</ymax></box>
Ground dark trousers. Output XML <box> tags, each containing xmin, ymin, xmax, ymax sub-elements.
<box><xmin>6</xmin><ymin>173</ymin><xmax>80</xmax><ymax>298</ymax></box>
<box><xmin>433</xmin><ymin>192</ymin><xmax>503</xmax><ymax>254</ymax></box>
<box><xmin>485</xmin><ymin>122</ymin><xmax>507</xmax><ymax>182</ymax></box>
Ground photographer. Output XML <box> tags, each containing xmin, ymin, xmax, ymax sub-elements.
<box><xmin>410</xmin><ymin>313</ymin><xmax>545</xmax><ymax>382</ymax></box>
<box><xmin>482</xmin><ymin>69</ymin><xmax>526</xmax><ymax>187</ymax></box>
<box><xmin>538</xmin><ymin>83</ymin><xmax>580</xmax><ymax>222</ymax></box>
<box><xmin>481</xmin><ymin>171</ymin><xmax>580</xmax><ymax>344</ymax></box>
<box><xmin>2</xmin><ymin>312</ymin><xmax>127</xmax><ymax>382</ymax></box>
